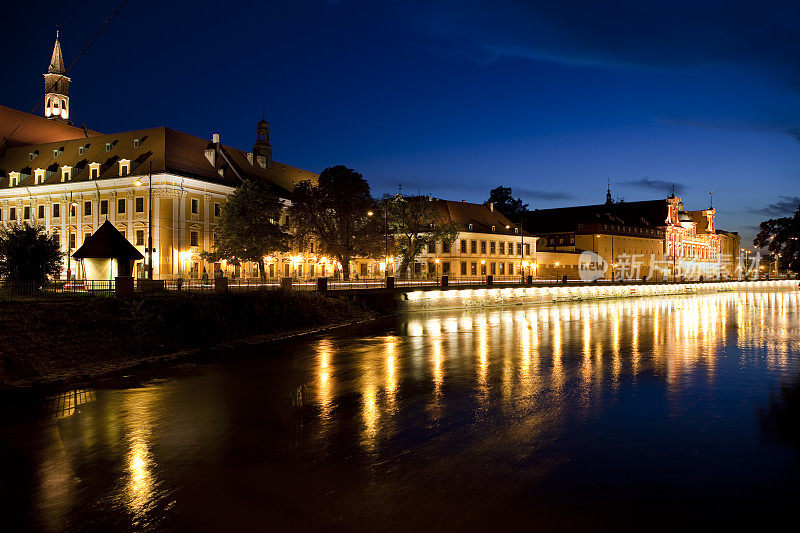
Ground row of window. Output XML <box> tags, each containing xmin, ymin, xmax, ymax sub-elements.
<box><xmin>47</xmin><ymin>228</ymin><xmax>200</xmax><ymax>250</ymax></box>
<box><xmin>412</xmin><ymin>261</ymin><xmax>522</xmax><ymax>276</ymax></box>
<box><xmin>436</xmin><ymin>239</ymin><xmax>532</xmax><ymax>256</ymax></box>
<box><xmin>0</xmin><ymin>198</ymin><xmax>149</xmax><ymax>222</ymax></box>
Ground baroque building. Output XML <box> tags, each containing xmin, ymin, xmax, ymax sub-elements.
<box><xmin>0</xmin><ymin>34</ymin><xmax>317</xmax><ymax>280</ymax></box>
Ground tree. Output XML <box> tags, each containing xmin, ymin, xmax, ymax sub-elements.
<box><xmin>754</xmin><ymin>202</ymin><xmax>800</xmax><ymax>273</ymax></box>
<box><xmin>385</xmin><ymin>195</ymin><xmax>459</xmax><ymax>278</ymax></box>
<box><xmin>487</xmin><ymin>186</ymin><xmax>528</xmax><ymax>221</ymax></box>
<box><xmin>203</xmin><ymin>179</ymin><xmax>289</xmax><ymax>281</ymax></box>
<box><xmin>290</xmin><ymin>166</ymin><xmax>382</xmax><ymax>280</ymax></box>
<box><xmin>0</xmin><ymin>223</ymin><xmax>62</xmax><ymax>285</ymax></box>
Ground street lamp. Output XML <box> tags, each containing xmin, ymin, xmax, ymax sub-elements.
<box><xmin>66</xmin><ymin>193</ymin><xmax>78</xmax><ymax>280</ymax></box>
<box><xmin>134</xmin><ymin>162</ymin><xmax>154</xmax><ymax>280</ymax></box>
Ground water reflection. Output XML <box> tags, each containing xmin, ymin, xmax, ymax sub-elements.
<box><xmin>6</xmin><ymin>290</ymin><xmax>800</xmax><ymax>530</ymax></box>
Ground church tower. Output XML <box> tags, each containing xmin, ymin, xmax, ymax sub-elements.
<box><xmin>253</xmin><ymin>118</ymin><xmax>273</xmax><ymax>169</ymax></box>
<box><xmin>44</xmin><ymin>31</ymin><xmax>71</xmax><ymax>122</ymax></box>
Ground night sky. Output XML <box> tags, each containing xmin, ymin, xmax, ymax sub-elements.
<box><xmin>2</xmin><ymin>0</ymin><xmax>799</xmax><ymax>243</ymax></box>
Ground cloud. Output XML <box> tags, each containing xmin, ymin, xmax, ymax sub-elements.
<box><xmin>620</xmin><ymin>178</ymin><xmax>685</xmax><ymax>194</ymax></box>
<box><xmin>747</xmin><ymin>196</ymin><xmax>800</xmax><ymax>216</ymax></box>
<box><xmin>369</xmin><ymin>176</ymin><xmax>571</xmax><ymax>203</ymax></box>
<box><xmin>658</xmin><ymin>117</ymin><xmax>800</xmax><ymax>144</ymax></box>
<box><xmin>411</xmin><ymin>1</ymin><xmax>800</xmax><ymax>80</ymax></box>
<box><xmin>514</xmin><ymin>188</ymin><xmax>572</xmax><ymax>202</ymax></box>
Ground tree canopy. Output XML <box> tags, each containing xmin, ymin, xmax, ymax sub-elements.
<box><xmin>385</xmin><ymin>194</ymin><xmax>459</xmax><ymax>278</ymax></box>
<box><xmin>754</xmin><ymin>202</ymin><xmax>800</xmax><ymax>273</ymax></box>
<box><xmin>203</xmin><ymin>179</ymin><xmax>289</xmax><ymax>281</ymax></box>
<box><xmin>0</xmin><ymin>223</ymin><xmax>62</xmax><ymax>285</ymax></box>
<box><xmin>289</xmin><ymin>166</ymin><xmax>382</xmax><ymax>279</ymax></box>
<box><xmin>487</xmin><ymin>186</ymin><xmax>528</xmax><ymax>221</ymax></box>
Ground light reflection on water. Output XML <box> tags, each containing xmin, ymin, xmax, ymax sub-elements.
<box><xmin>4</xmin><ymin>290</ymin><xmax>800</xmax><ymax>530</ymax></box>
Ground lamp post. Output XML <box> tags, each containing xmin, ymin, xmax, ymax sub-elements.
<box><xmin>134</xmin><ymin>163</ymin><xmax>153</xmax><ymax>280</ymax></box>
<box><xmin>66</xmin><ymin>192</ymin><xmax>78</xmax><ymax>280</ymax></box>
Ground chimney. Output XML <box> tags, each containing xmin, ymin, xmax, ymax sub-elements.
<box><xmin>212</xmin><ymin>133</ymin><xmax>220</xmax><ymax>144</ymax></box>
<box><xmin>488</xmin><ymin>202</ymin><xmax>494</xmax><ymax>212</ymax></box>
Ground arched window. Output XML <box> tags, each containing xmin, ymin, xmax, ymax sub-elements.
<box><xmin>53</xmin><ymin>100</ymin><xmax>59</xmax><ymax>109</ymax></box>
<box><xmin>62</xmin><ymin>99</ymin><xmax>67</xmax><ymax>109</ymax></box>
<box><xmin>46</xmin><ymin>97</ymin><xmax>51</xmax><ymax>107</ymax></box>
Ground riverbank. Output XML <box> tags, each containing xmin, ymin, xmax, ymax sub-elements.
<box><xmin>0</xmin><ymin>291</ymin><xmax>385</xmax><ymax>388</ymax></box>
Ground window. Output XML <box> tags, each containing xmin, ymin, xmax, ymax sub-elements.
<box><xmin>499</xmin><ymin>242</ymin><xmax>505</xmax><ymax>254</ymax></box>
<box><xmin>119</xmin><ymin>160</ymin><xmax>130</xmax><ymax>177</ymax></box>
<box><xmin>23</xmin><ymin>206</ymin><xmax>31</xmax><ymax>220</ymax></box>
<box><xmin>490</xmin><ymin>262</ymin><xmax>496</xmax><ymax>275</ymax></box>
<box><xmin>442</xmin><ymin>240</ymin><xmax>450</xmax><ymax>253</ymax></box>
<box><xmin>133</xmin><ymin>138</ymin><xmax>140</xmax><ymax>148</ymax></box>
<box><xmin>360</xmin><ymin>263</ymin><xmax>367</xmax><ymax>276</ymax></box>
<box><xmin>53</xmin><ymin>149</ymin><xmax>60</xmax><ymax>158</ymax></box>
<box><xmin>480</xmin><ymin>241</ymin><xmax>486</xmax><ymax>254</ymax></box>
<box><xmin>470</xmin><ymin>240</ymin><xmax>477</xmax><ymax>254</ymax></box>
<box><xmin>460</xmin><ymin>239</ymin><xmax>467</xmax><ymax>253</ymax></box>
<box><xmin>10</xmin><ymin>207</ymin><xmax>17</xmax><ymax>220</ymax></box>
<box><xmin>89</xmin><ymin>164</ymin><xmax>100</xmax><ymax>179</ymax></box>
<box><xmin>414</xmin><ymin>263</ymin><xmax>422</xmax><ymax>275</ymax></box>
<box><xmin>525</xmin><ymin>243</ymin><xmax>531</xmax><ymax>255</ymax></box>
<box><xmin>135</xmin><ymin>230</ymin><xmax>144</xmax><ymax>246</ymax></box>
<box><xmin>214</xmin><ymin>203</ymin><xmax>221</xmax><ymax>217</ymax></box>
<box><xmin>135</xmin><ymin>197</ymin><xmax>144</xmax><ymax>212</ymax></box>
<box><xmin>38</xmin><ymin>205</ymin><xmax>45</xmax><ymax>219</ymax></box>
<box><xmin>78</xmin><ymin>146</ymin><xmax>85</xmax><ymax>156</ymax></box>
<box><xmin>35</xmin><ymin>169</ymin><xmax>46</xmax><ymax>184</ymax></box>
<box><xmin>84</xmin><ymin>232</ymin><xmax>91</xmax><ymax>243</ymax></box>
<box><xmin>52</xmin><ymin>203</ymin><xmax>60</xmax><ymax>218</ymax></box>
<box><xmin>471</xmin><ymin>262</ymin><xmax>477</xmax><ymax>275</ymax></box>
<box><xmin>0</xmin><ymin>208</ymin><xmax>3</xmax><ymax>221</ymax></box>
<box><xmin>481</xmin><ymin>262</ymin><xmax>487</xmax><ymax>275</ymax></box>
<box><xmin>427</xmin><ymin>241</ymin><xmax>436</xmax><ymax>254</ymax></box>
<box><xmin>190</xmin><ymin>230</ymin><xmax>199</xmax><ymax>247</ymax></box>
<box><xmin>491</xmin><ymin>225</ymin><xmax>496</xmax><ymax>232</ymax></box>
<box><xmin>508</xmin><ymin>263</ymin><xmax>514</xmax><ymax>275</ymax></box>
<box><xmin>61</xmin><ymin>166</ymin><xmax>71</xmax><ymax>182</ymax></box>
<box><xmin>118</xmin><ymin>198</ymin><xmax>126</xmax><ymax>214</ymax></box>
<box><xmin>69</xmin><ymin>233</ymin><xmax>76</xmax><ymax>249</ymax></box>
<box><xmin>499</xmin><ymin>262</ymin><xmax>505</xmax><ymax>275</ymax></box>
<box><xmin>461</xmin><ymin>262</ymin><xmax>467</xmax><ymax>275</ymax></box>
<box><xmin>490</xmin><ymin>241</ymin><xmax>496</xmax><ymax>254</ymax></box>
<box><xmin>105</xmin><ymin>142</ymin><xmax>111</xmax><ymax>152</ymax></box>
<box><xmin>442</xmin><ymin>262</ymin><xmax>450</xmax><ymax>274</ymax></box>
<box><xmin>84</xmin><ymin>201</ymin><xmax>92</xmax><ymax>216</ymax></box>
<box><xmin>9</xmin><ymin>172</ymin><xmax>20</xmax><ymax>187</ymax></box>
<box><xmin>468</xmin><ymin>223</ymin><xmax>473</xmax><ymax>230</ymax></box>
<box><xmin>100</xmin><ymin>200</ymin><xmax>108</xmax><ymax>215</ymax></box>
<box><xmin>191</xmin><ymin>198</ymin><xmax>199</xmax><ymax>214</ymax></box>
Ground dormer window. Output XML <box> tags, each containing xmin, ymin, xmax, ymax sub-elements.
<box><xmin>34</xmin><ymin>168</ymin><xmax>46</xmax><ymax>185</ymax></box>
<box><xmin>515</xmin><ymin>228</ymin><xmax>519</xmax><ymax>234</ymax></box>
<box><xmin>133</xmin><ymin>138</ymin><xmax>140</xmax><ymax>148</ymax></box>
<box><xmin>61</xmin><ymin>166</ymin><xmax>72</xmax><ymax>182</ymax></box>
<box><xmin>491</xmin><ymin>225</ymin><xmax>496</xmax><ymax>232</ymax></box>
<box><xmin>468</xmin><ymin>223</ymin><xmax>473</xmax><ymax>230</ymax></box>
<box><xmin>89</xmin><ymin>162</ymin><xmax>101</xmax><ymax>179</ymax></box>
<box><xmin>29</xmin><ymin>150</ymin><xmax>39</xmax><ymax>161</ymax></box>
<box><xmin>119</xmin><ymin>159</ymin><xmax>130</xmax><ymax>177</ymax></box>
<box><xmin>9</xmin><ymin>171</ymin><xmax>20</xmax><ymax>187</ymax></box>
<box><xmin>78</xmin><ymin>146</ymin><xmax>85</xmax><ymax>156</ymax></box>
<box><xmin>53</xmin><ymin>147</ymin><xmax>63</xmax><ymax>158</ymax></box>
<box><xmin>105</xmin><ymin>142</ymin><xmax>112</xmax><ymax>152</ymax></box>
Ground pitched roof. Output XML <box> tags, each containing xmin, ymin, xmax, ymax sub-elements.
<box><xmin>49</xmin><ymin>35</ymin><xmax>65</xmax><ymax>74</ymax></box>
<box><xmin>0</xmin><ymin>104</ymin><xmax>99</xmax><ymax>149</ymax></box>
<box><xmin>72</xmin><ymin>220</ymin><xmax>144</xmax><ymax>260</ymax></box>
<box><xmin>527</xmin><ymin>199</ymin><xmax>670</xmax><ymax>234</ymax></box>
<box><xmin>0</xmin><ymin>124</ymin><xmax>317</xmax><ymax>195</ymax></box>
<box><xmin>423</xmin><ymin>197</ymin><xmax>530</xmax><ymax>236</ymax></box>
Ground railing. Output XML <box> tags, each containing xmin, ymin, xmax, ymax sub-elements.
<box><xmin>2</xmin><ymin>275</ymin><xmax>795</xmax><ymax>300</ymax></box>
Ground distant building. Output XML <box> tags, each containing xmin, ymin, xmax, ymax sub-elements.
<box><xmin>527</xmin><ymin>188</ymin><xmax>739</xmax><ymax>280</ymax></box>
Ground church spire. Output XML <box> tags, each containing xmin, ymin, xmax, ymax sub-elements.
<box><xmin>48</xmin><ymin>31</ymin><xmax>66</xmax><ymax>74</ymax></box>
<box><xmin>44</xmin><ymin>30</ymin><xmax>71</xmax><ymax>122</ymax></box>
<box><xmin>605</xmin><ymin>178</ymin><xmax>613</xmax><ymax>205</ymax></box>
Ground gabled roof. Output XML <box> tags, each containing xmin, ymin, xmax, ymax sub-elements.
<box><xmin>72</xmin><ymin>220</ymin><xmax>144</xmax><ymax>260</ymax></box>
<box><xmin>0</xmin><ymin>104</ymin><xmax>99</xmax><ymax>149</ymax></box>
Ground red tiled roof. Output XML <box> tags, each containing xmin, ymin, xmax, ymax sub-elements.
<box><xmin>0</xmin><ymin>104</ymin><xmax>100</xmax><ymax>149</ymax></box>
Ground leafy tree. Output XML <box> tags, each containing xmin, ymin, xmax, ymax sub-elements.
<box><xmin>0</xmin><ymin>223</ymin><xmax>62</xmax><ymax>285</ymax></box>
<box><xmin>488</xmin><ymin>186</ymin><xmax>528</xmax><ymax>221</ymax></box>
<box><xmin>754</xmin><ymin>202</ymin><xmax>800</xmax><ymax>273</ymax></box>
<box><xmin>290</xmin><ymin>166</ymin><xmax>382</xmax><ymax>280</ymax></box>
<box><xmin>203</xmin><ymin>179</ymin><xmax>289</xmax><ymax>281</ymax></box>
<box><xmin>385</xmin><ymin>194</ymin><xmax>459</xmax><ymax>278</ymax></box>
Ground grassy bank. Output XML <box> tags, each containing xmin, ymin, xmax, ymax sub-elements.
<box><xmin>0</xmin><ymin>291</ymin><xmax>381</xmax><ymax>386</ymax></box>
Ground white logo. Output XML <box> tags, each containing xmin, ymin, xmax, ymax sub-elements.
<box><xmin>578</xmin><ymin>251</ymin><xmax>608</xmax><ymax>282</ymax></box>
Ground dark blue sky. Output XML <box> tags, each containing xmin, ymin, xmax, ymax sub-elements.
<box><xmin>2</xmin><ymin>0</ymin><xmax>799</xmax><ymax>243</ymax></box>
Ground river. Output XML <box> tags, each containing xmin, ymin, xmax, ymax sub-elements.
<box><xmin>2</xmin><ymin>291</ymin><xmax>799</xmax><ymax>531</ymax></box>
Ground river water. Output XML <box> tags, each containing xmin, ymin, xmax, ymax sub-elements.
<box><xmin>2</xmin><ymin>291</ymin><xmax>800</xmax><ymax>531</ymax></box>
